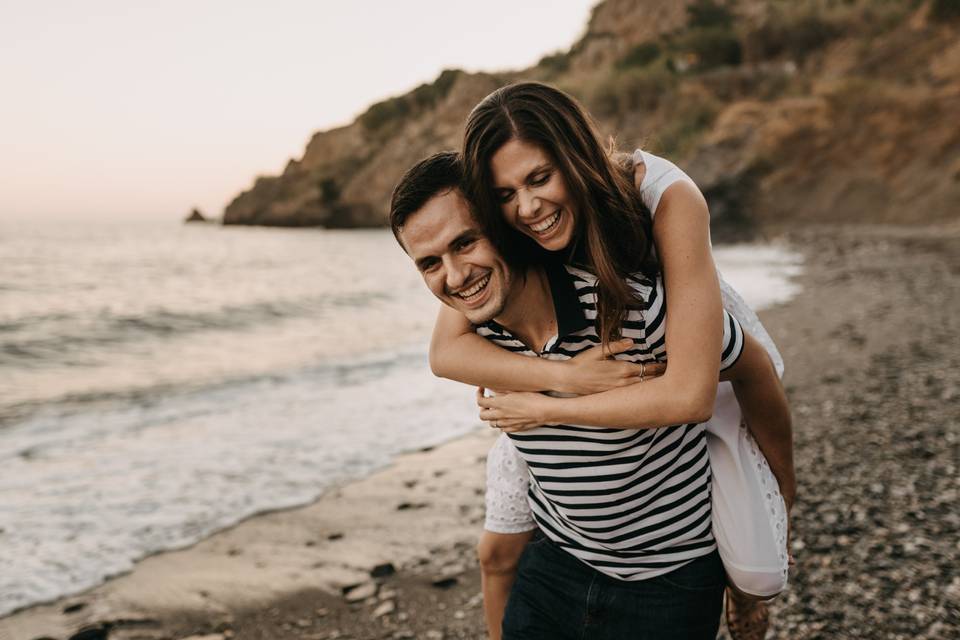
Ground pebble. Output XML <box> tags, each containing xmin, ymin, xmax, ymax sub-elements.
<box><xmin>344</xmin><ymin>582</ymin><xmax>378</xmax><ymax>602</ymax></box>
<box><xmin>373</xmin><ymin>601</ymin><xmax>396</xmax><ymax>618</ymax></box>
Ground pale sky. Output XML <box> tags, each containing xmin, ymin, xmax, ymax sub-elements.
<box><xmin>0</xmin><ymin>1</ymin><xmax>596</xmax><ymax>221</ymax></box>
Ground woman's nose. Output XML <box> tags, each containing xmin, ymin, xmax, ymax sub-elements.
<box><xmin>517</xmin><ymin>189</ymin><xmax>540</xmax><ymax>220</ymax></box>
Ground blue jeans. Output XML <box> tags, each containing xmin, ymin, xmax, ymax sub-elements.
<box><xmin>502</xmin><ymin>534</ymin><xmax>725</xmax><ymax>640</ymax></box>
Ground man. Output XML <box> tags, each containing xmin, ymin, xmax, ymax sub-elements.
<box><xmin>389</xmin><ymin>151</ymin><xmax>792</xmax><ymax>639</ymax></box>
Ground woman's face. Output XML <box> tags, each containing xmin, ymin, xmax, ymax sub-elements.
<box><xmin>489</xmin><ymin>138</ymin><xmax>577</xmax><ymax>252</ymax></box>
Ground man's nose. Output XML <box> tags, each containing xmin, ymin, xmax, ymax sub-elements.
<box><xmin>517</xmin><ymin>188</ymin><xmax>540</xmax><ymax>220</ymax></box>
<box><xmin>443</xmin><ymin>256</ymin><xmax>469</xmax><ymax>291</ymax></box>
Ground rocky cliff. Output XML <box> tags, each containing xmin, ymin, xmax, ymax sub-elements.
<box><xmin>223</xmin><ymin>0</ymin><xmax>960</xmax><ymax>234</ymax></box>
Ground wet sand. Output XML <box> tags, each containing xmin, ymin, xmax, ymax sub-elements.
<box><xmin>2</xmin><ymin>223</ymin><xmax>958</xmax><ymax>640</ymax></box>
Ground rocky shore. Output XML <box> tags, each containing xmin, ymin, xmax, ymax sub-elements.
<box><xmin>2</xmin><ymin>222</ymin><xmax>958</xmax><ymax>640</ymax></box>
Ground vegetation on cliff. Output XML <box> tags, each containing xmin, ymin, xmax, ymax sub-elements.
<box><xmin>223</xmin><ymin>0</ymin><xmax>960</xmax><ymax>236</ymax></box>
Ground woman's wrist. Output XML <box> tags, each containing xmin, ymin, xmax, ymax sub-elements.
<box><xmin>545</xmin><ymin>359</ymin><xmax>575</xmax><ymax>394</ymax></box>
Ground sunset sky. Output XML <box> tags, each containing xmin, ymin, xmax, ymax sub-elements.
<box><xmin>0</xmin><ymin>1</ymin><xmax>595</xmax><ymax>221</ymax></box>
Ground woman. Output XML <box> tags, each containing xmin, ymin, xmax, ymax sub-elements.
<box><xmin>435</xmin><ymin>82</ymin><xmax>793</xmax><ymax>639</ymax></box>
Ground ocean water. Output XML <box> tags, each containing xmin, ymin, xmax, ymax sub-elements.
<box><xmin>0</xmin><ymin>219</ymin><xmax>802</xmax><ymax>616</ymax></box>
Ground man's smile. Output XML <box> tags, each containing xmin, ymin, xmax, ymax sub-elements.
<box><xmin>451</xmin><ymin>272</ymin><xmax>491</xmax><ymax>304</ymax></box>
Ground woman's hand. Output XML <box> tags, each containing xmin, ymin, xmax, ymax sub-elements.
<box><xmin>559</xmin><ymin>338</ymin><xmax>665</xmax><ymax>395</ymax></box>
<box><xmin>477</xmin><ymin>387</ymin><xmax>557</xmax><ymax>433</ymax></box>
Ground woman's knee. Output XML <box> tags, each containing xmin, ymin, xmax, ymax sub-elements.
<box><xmin>726</xmin><ymin>568</ymin><xmax>786</xmax><ymax>599</ymax></box>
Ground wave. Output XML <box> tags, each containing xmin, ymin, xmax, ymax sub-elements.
<box><xmin>0</xmin><ymin>291</ymin><xmax>389</xmax><ymax>365</ymax></box>
<box><xmin>0</xmin><ymin>344</ymin><xmax>425</xmax><ymax>433</ymax></box>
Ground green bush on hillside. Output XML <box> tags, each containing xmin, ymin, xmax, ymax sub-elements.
<box><xmin>687</xmin><ymin>0</ymin><xmax>735</xmax><ymax>29</ymax></box>
<box><xmin>656</xmin><ymin>95</ymin><xmax>720</xmax><ymax>157</ymax></box>
<box><xmin>744</xmin><ymin>8</ymin><xmax>843</xmax><ymax>63</ymax></box>
<box><xmin>538</xmin><ymin>51</ymin><xmax>571</xmax><ymax>74</ymax></box>
<box><xmin>930</xmin><ymin>0</ymin><xmax>960</xmax><ymax>21</ymax></box>
<box><xmin>617</xmin><ymin>42</ymin><xmax>662</xmax><ymax>69</ymax></box>
<box><xmin>360</xmin><ymin>69</ymin><xmax>462</xmax><ymax>132</ymax></box>
<box><xmin>591</xmin><ymin>67</ymin><xmax>675</xmax><ymax>117</ymax></box>
<box><xmin>318</xmin><ymin>178</ymin><xmax>340</xmax><ymax>205</ymax></box>
<box><xmin>675</xmin><ymin>26</ymin><xmax>743</xmax><ymax>70</ymax></box>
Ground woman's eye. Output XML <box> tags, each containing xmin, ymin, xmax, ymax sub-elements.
<box><xmin>531</xmin><ymin>172</ymin><xmax>550</xmax><ymax>186</ymax></box>
<box><xmin>497</xmin><ymin>190</ymin><xmax>514</xmax><ymax>203</ymax></box>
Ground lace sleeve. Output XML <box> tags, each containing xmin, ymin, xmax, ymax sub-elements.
<box><xmin>484</xmin><ymin>433</ymin><xmax>536</xmax><ymax>534</ymax></box>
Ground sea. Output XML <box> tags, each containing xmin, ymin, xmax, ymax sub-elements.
<box><xmin>0</xmin><ymin>218</ymin><xmax>803</xmax><ymax>616</ymax></box>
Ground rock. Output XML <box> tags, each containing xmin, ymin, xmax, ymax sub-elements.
<box><xmin>68</xmin><ymin>625</ymin><xmax>109</xmax><ymax>640</ymax></box>
<box><xmin>345</xmin><ymin>581</ymin><xmax>378</xmax><ymax>602</ymax></box>
<box><xmin>184</xmin><ymin>208</ymin><xmax>207</xmax><ymax>223</ymax></box>
<box><xmin>373</xmin><ymin>600</ymin><xmax>396</xmax><ymax>618</ymax></box>
<box><xmin>327</xmin><ymin>532</ymin><xmax>344</xmax><ymax>541</ymax></box>
<box><xmin>370</xmin><ymin>562</ymin><xmax>396</xmax><ymax>578</ymax></box>
<box><xmin>396</xmin><ymin>502</ymin><xmax>429</xmax><ymax>511</ymax></box>
<box><xmin>62</xmin><ymin>602</ymin><xmax>87</xmax><ymax>614</ymax></box>
<box><xmin>431</xmin><ymin>576</ymin><xmax>459</xmax><ymax>589</ymax></box>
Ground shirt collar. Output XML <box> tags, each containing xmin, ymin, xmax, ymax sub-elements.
<box><xmin>542</xmin><ymin>257</ymin><xmax>590</xmax><ymax>339</ymax></box>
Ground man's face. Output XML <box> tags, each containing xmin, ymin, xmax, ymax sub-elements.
<box><xmin>399</xmin><ymin>189</ymin><xmax>513</xmax><ymax>325</ymax></box>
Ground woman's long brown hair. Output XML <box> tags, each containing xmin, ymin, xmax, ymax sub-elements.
<box><xmin>462</xmin><ymin>81</ymin><xmax>659</xmax><ymax>346</ymax></box>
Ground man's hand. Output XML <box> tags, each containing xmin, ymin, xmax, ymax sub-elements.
<box><xmin>559</xmin><ymin>338</ymin><xmax>665</xmax><ymax>395</ymax></box>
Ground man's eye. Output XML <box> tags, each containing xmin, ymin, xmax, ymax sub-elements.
<box><xmin>455</xmin><ymin>238</ymin><xmax>476</xmax><ymax>251</ymax></box>
<box><xmin>420</xmin><ymin>260</ymin><xmax>439</xmax><ymax>272</ymax></box>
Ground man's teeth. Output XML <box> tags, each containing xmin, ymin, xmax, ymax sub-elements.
<box><xmin>458</xmin><ymin>274</ymin><xmax>490</xmax><ymax>299</ymax></box>
<box><xmin>530</xmin><ymin>210</ymin><xmax>561</xmax><ymax>233</ymax></box>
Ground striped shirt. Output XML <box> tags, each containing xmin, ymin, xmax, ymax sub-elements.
<box><xmin>476</xmin><ymin>260</ymin><xmax>744</xmax><ymax>581</ymax></box>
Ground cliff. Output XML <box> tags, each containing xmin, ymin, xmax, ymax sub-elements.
<box><xmin>223</xmin><ymin>0</ymin><xmax>960</xmax><ymax>234</ymax></box>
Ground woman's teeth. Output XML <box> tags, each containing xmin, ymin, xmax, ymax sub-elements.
<box><xmin>458</xmin><ymin>274</ymin><xmax>490</xmax><ymax>300</ymax></box>
<box><xmin>529</xmin><ymin>210</ymin><xmax>561</xmax><ymax>234</ymax></box>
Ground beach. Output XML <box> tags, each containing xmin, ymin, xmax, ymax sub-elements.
<box><xmin>2</xmin><ymin>222</ymin><xmax>958</xmax><ymax>640</ymax></box>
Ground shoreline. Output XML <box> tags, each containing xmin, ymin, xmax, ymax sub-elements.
<box><xmin>3</xmin><ymin>222</ymin><xmax>958</xmax><ymax>640</ymax></box>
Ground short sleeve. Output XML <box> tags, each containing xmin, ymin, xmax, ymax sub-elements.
<box><xmin>720</xmin><ymin>309</ymin><xmax>745</xmax><ymax>372</ymax></box>
<box><xmin>484</xmin><ymin>433</ymin><xmax>536</xmax><ymax>534</ymax></box>
<box><xmin>633</xmin><ymin>149</ymin><xmax>699</xmax><ymax>218</ymax></box>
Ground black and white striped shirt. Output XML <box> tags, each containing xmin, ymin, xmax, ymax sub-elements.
<box><xmin>476</xmin><ymin>260</ymin><xmax>744</xmax><ymax>581</ymax></box>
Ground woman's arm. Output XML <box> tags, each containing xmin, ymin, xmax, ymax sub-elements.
<box><xmin>430</xmin><ymin>303</ymin><xmax>655</xmax><ymax>395</ymax></box>
<box><xmin>476</xmin><ymin>181</ymin><xmax>727</xmax><ymax>429</ymax></box>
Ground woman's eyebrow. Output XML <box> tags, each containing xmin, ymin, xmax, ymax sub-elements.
<box><xmin>524</xmin><ymin>163</ymin><xmax>552</xmax><ymax>180</ymax></box>
<box><xmin>494</xmin><ymin>163</ymin><xmax>551</xmax><ymax>190</ymax></box>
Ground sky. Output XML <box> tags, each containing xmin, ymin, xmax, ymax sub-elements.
<box><xmin>0</xmin><ymin>1</ymin><xmax>596</xmax><ymax>221</ymax></box>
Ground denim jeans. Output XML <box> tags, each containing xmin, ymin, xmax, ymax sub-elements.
<box><xmin>502</xmin><ymin>534</ymin><xmax>725</xmax><ymax>640</ymax></box>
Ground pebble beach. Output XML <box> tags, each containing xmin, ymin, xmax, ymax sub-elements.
<box><xmin>2</xmin><ymin>223</ymin><xmax>958</xmax><ymax>640</ymax></box>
